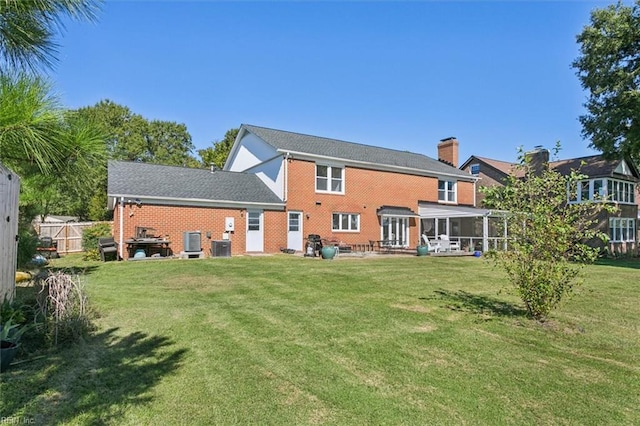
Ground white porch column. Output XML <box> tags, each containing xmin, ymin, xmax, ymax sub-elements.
<box><xmin>483</xmin><ymin>216</ymin><xmax>489</xmax><ymax>252</ymax></box>
<box><xmin>503</xmin><ymin>216</ymin><xmax>508</xmax><ymax>251</ymax></box>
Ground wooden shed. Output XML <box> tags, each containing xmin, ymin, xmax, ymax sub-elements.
<box><xmin>0</xmin><ymin>162</ymin><xmax>20</xmax><ymax>302</ymax></box>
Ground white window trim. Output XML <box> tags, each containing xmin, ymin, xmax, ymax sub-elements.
<box><xmin>438</xmin><ymin>180</ymin><xmax>457</xmax><ymax>204</ymax></box>
<box><xmin>568</xmin><ymin>178</ymin><xmax>636</xmax><ymax>205</ymax></box>
<box><xmin>332</xmin><ymin>212</ymin><xmax>360</xmax><ymax>232</ymax></box>
<box><xmin>609</xmin><ymin>217</ymin><xmax>636</xmax><ymax>242</ymax></box>
<box><xmin>470</xmin><ymin>164</ymin><xmax>480</xmax><ymax>176</ymax></box>
<box><xmin>316</xmin><ymin>163</ymin><xmax>345</xmax><ymax>195</ymax></box>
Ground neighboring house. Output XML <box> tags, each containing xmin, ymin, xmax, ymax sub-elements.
<box><xmin>461</xmin><ymin>148</ymin><xmax>639</xmax><ymax>255</ymax></box>
<box><xmin>108</xmin><ymin>124</ymin><xmax>507</xmax><ymax>258</ymax></box>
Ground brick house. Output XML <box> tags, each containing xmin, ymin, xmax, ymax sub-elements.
<box><xmin>108</xmin><ymin>124</ymin><xmax>497</xmax><ymax>258</ymax></box>
<box><xmin>460</xmin><ymin>148</ymin><xmax>639</xmax><ymax>255</ymax></box>
<box><xmin>108</xmin><ymin>161</ymin><xmax>285</xmax><ymax>258</ymax></box>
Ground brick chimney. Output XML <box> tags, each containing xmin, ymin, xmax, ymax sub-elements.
<box><xmin>438</xmin><ymin>137</ymin><xmax>459</xmax><ymax>168</ymax></box>
<box><xmin>525</xmin><ymin>146</ymin><xmax>550</xmax><ymax>175</ymax></box>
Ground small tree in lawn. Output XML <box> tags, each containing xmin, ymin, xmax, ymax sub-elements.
<box><xmin>482</xmin><ymin>145</ymin><xmax>616</xmax><ymax>321</ymax></box>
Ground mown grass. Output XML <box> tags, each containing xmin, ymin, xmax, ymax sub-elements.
<box><xmin>1</xmin><ymin>255</ymin><xmax>639</xmax><ymax>425</ymax></box>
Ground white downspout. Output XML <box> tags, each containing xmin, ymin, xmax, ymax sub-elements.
<box><xmin>119</xmin><ymin>196</ymin><xmax>124</xmax><ymax>259</ymax></box>
<box><xmin>283</xmin><ymin>152</ymin><xmax>290</xmax><ymax>202</ymax></box>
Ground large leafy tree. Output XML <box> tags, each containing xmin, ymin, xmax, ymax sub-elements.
<box><xmin>73</xmin><ymin>100</ymin><xmax>199</xmax><ymax>220</ymax></box>
<box><xmin>0</xmin><ymin>0</ymin><xmax>100</xmax><ymax>72</ymax></box>
<box><xmin>482</xmin><ymin>147</ymin><xmax>615</xmax><ymax>320</ymax></box>
<box><xmin>198</xmin><ymin>128</ymin><xmax>239</xmax><ymax>169</ymax></box>
<box><xmin>573</xmin><ymin>0</ymin><xmax>640</xmax><ymax>161</ymax></box>
<box><xmin>75</xmin><ymin>100</ymin><xmax>198</xmax><ymax>166</ymax></box>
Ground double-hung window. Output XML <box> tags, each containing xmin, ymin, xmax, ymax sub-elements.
<box><xmin>580</xmin><ymin>180</ymin><xmax>590</xmax><ymax>202</ymax></box>
<box><xmin>438</xmin><ymin>180</ymin><xmax>456</xmax><ymax>203</ymax></box>
<box><xmin>609</xmin><ymin>218</ymin><xmax>636</xmax><ymax>242</ymax></box>
<box><xmin>332</xmin><ymin>213</ymin><xmax>359</xmax><ymax>232</ymax></box>
<box><xmin>606</xmin><ymin>179</ymin><xmax>635</xmax><ymax>204</ymax></box>
<box><xmin>316</xmin><ymin>164</ymin><xmax>344</xmax><ymax>193</ymax></box>
<box><xmin>592</xmin><ymin>179</ymin><xmax>605</xmax><ymax>199</ymax></box>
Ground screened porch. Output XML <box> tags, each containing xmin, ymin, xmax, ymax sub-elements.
<box><xmin>418</xmin><ymin>203</ymin><xmax>509</xmax><ymax>252</ymax></box>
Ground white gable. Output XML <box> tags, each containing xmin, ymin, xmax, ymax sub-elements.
<box><xmin>225</xmin><ymin>128</ymin><xmax>285</xmax><ymax>199</ymax></box>
<box><xmin>226</xmin><ymin>132</ymin><xmax>279</xmax><ymax>172</ymax></box>
<box><xmin>614</xmin><ymin>160</ymin><xmax>633</xmax><ymax>176</ymax></box>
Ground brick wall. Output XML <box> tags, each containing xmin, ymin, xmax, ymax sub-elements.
<box><xmin>286</xmin><ymin>158</ymin><xmax>476</xmax><ymax>247</ymax></box>
<box><xmin>113</xmin><ymin>158</ymin><xmax>476</xmax><ymax>256</ymax></box>
<box><xmin>460</xmin><ymin>162</ymin><xmax>508</xmax><ymax>207</ymax></box>
<box><xmin>113</xmin><ymin>203</ymin><xmax>249</xmax><ymax>257</ymax></box>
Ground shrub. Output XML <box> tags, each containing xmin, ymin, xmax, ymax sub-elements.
<box><xmin>482</xmin><ymin>145</ymin><xmax>615</xmax><ymax>320</ymax></box>
<box><xmin>16</xmin><ymin>227</ymin><xmax>39</xmax><ymax>268</ymax></box>
<box><xmin>82</xmin><ymin>222</ymin><xmax>112</xmax><ymax>261</ymax></box>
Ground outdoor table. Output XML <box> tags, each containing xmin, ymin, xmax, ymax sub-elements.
<box><xmin>125</xmin><ymin>238</ymin><xmax>171</xmax><ymax>259</ymax></box>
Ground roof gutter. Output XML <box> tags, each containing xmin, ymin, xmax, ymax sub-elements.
<box><xmin>275</xmin><ymin>149</ymin><xmax>478</xmax><ymax>182</ymax></box>
<box><xmin>108</xmin><ymin>194</ymin><xmax>286</xmax><ymax>210</ymax></box>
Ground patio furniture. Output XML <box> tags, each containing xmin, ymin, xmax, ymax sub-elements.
<box><xmin>36</xmin><ymin>236</ymin><xmax>59</xmax><ymax>259</ymax></box>
<box><xmin>98</xmin><ymin>237</ymin><xmax>118</xmax><ymax>262</ymax></box>
<box><xmin>421</xmin><ymin>235</ymin><xmax>441</xmax><ymax>253</ymax></box>
<box><xmin>125</xmin><ymin>238</ymin><xmax>171</xmax><ymax>259</ymax></box>
<box><xmin>438</xmin><ymin>235</ymin><xmax>461</xmax><ymax>251</ymax></box>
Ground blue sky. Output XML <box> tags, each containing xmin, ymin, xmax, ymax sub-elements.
<box><xmin>53</xmin><ymin>0</ymin><xmax>613</xmax><ymax>164</ymax></box>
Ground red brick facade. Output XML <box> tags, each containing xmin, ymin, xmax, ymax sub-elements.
<box><xmin>113</xmin><ymin>157</ymin><xmax>475</xmax><ymax>258</ymax></box>
<box><xmin>286</xmin><ymin>159</ymin><xmax>474</xmax><ymax>247</ymax></box>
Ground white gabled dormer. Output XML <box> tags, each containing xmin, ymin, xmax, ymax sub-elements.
<box><xmin>615</xmin><ymin>160</ymin><xmax>633</xmax><ymax>176</ymax></box>
<box><xmin>225</xmin><ymin>126</ymin><xmax>286</xmax><ymax>200</ymax></box>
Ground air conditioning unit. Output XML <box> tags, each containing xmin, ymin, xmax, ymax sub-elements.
<box><xmin>211</xmin><ymin>240</ymin><xmax>231</xmax><ymax>257</ymax></box>
<box><xmin>183</xmin><ymin>231</ymin><xmax>201</xmax><ymax>252</ymax></box>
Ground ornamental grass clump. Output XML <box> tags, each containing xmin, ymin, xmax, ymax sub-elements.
<box><xmin>36</xmin><ymin>271</ymin><xmax>95</xmax><ymax>345</ymax></box>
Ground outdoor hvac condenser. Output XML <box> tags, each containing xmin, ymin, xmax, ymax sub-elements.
<box><xmin>211</xmin><ymin>240</ymin><xmax>231</xmax><ymax>257</ymax></box>
<box><xmin>183</xmin><ymin>231</ymin><xmax>201</xmax><ymax>252</ymax></box>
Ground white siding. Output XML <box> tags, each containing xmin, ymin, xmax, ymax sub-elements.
<box><xmin>227</xmin><ymin>133</ymin><xmax>279</xmax><ymax>172</ymax></box>
<box><xmin>226</xmin><ymin>131</ymin><xmax>285</xmax><ymax>199</ymax></box>
<box><xmin>245</xmin><ymin>156</ymin><xmax>285</xmax><ymax>200</ymax></box>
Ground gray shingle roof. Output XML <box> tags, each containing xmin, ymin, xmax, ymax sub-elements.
<box><xmin>241</xmin><ymin>124</ymin><xmax>472</xmax><ymax>179</ymax></box>
<box><xmin>108</xmin><ymin>161</ymin><xmax>284</xmax><ymax>205</ymax></box>
<box><xmin>551</xmin><ymin>155</ymin><xmax>638</xmax><ymax>179</ymax></box>
<box><xmin>466</xmin><ymin>154</ymin><xmax>639</xmax><ymax>181</ymax></box>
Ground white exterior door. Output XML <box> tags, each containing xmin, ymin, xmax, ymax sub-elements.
<box><xmin>381</xmin><ymin>217</ymin><xmax>409</xmax><ymax>247</ymax></box>
<box><xmin>287</xmin><ymin>211</ymin><xmax>303</xmax><ymax>251</ymax></box>
<box><xmin>246</xmin><ymin>210</ymin><xmax>264</xmax><ymax>252</ymax></box>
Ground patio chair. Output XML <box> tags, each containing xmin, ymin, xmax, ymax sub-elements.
<box><xmin>98</xmin><ymin>237</ymin><xmax>118</xmax><ymax>262</ymax></box>
<box><xmin>421</xmin><ymin>235</ymin><xmax>441</xmax><ymax>253</ymax></box>
<box><xmin>438</xmin><ymin>235</ymin><xmax>461</xmax><ymax>251</ymax></box>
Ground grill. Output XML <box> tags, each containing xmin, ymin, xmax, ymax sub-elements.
<box><xmin>305</xmin><ymin>234</ymin><xmax>323</xmax><ymax>257</ymax></box>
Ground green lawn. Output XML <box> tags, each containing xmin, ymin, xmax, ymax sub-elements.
<box><xmin>2</xmin><ymin>255</ymin><xmax>639</xmax><ymax>425</ymax></box>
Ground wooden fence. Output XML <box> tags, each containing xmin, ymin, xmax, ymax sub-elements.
<box><xmin>0</xmin><ymin>163</ymin><xmax>20</xmax><ymax>302</ymax></box>
<box><xmin>36</xmin><ymin>221</ymin><xmax>113</xmax><ymax>254</ymax></box>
